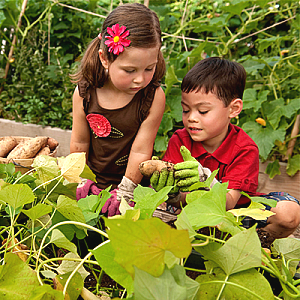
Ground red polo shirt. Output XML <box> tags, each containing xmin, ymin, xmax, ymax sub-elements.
<box><xmin>163</xmin><ymin>124</ymin><xmax>261</xmax><ymax>206</ymax></box>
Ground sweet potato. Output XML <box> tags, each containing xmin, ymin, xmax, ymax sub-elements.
<box><xmin>139</xmin><ymin>160</ymin><xmax>174</xmax><ymax>177</ymax></box>
<box><xmin>36</xmin><ymin>145</ymin><xmax>51</xmax><ymax>156</ymax></box>
<box><xmin>7</xmin><ymin>136</ymin><xmax>48</xmax><ymax>159</ymax></box>
<box><xmin>0</xmin><ymin>136</ymin><xmax>17</xmax><ymax>157</ymax></box>
<box><xmin>47</xmin><ymin>137</ymin><xmax>59</xmax><ymax>150</ymax></box>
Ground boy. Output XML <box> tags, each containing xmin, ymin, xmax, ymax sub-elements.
<box><xmin>152</xmin><ymin>57</ymin><xmax>300</xmax><ymax>239</ymax></box>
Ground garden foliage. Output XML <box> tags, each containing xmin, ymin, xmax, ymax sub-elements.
<box><xmin>0</xmin><ymin>0</ymin><xmax>299</xmax><ymax>176</ymax></box>
<box><xmin>0</xmin><ymin>154</ymin><xmax>299</xmax><ymax>299</ymax></box>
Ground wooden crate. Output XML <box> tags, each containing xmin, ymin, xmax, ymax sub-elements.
<box><xmin>0</xmin><ymin>136</ymin><xmax>58</xmax><ymax>174</ymax></box>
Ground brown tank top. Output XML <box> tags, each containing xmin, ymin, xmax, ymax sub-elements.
<box><xmin>78</xmin><ymin>81</ymin><xmax>157</xmax><ymax>189</ymax></box>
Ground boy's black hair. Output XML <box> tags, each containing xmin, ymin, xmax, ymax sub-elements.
<box><xmin>181</xmin><ymin>57</ymin><xmax>246</xmax><ymax>107</ymax></box>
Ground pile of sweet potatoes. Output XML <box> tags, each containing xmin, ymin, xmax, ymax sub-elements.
<box><xmin>0</xmin><ymin>136</ymin><xmax>59</xmax><ymax>159</ymax></box>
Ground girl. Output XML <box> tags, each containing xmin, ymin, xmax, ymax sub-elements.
<box><xmin>70</xmin><ymin>3</ymin><xmax>166</xmax><ymax>215</ymax></box>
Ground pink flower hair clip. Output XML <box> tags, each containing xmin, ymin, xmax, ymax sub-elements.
<box><xmin>105</xmin><ymin>23</ymin><xmax>131</xmax><ymax>55</ymax></box>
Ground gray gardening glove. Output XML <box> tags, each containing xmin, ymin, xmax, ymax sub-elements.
<box><xmin>117</xmin><ymin>176</ymin><xmax>137</xmax><ymax>203</ymax></box>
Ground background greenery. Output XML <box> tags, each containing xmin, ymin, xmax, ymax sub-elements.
<box><xmin>0</xmin><ymin>0</ymin><xmax>299</xmax><ymax>177</ymax></box>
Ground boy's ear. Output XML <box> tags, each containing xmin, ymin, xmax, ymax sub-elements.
<box><xmin>229</xmin><ymin>98</ymin><xmax>243</xmax><ymax>118</ymax></box>
<box><xmin>99</xmin><ymin>49</ymin><xmax>109</xmax><ymax>69</ymax></box>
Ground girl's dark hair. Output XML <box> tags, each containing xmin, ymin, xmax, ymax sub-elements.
<box><xmin>181</xmin><ymin>57</ymin><xmax>247</xmax><ymax>107</ymax></box>
<box><xmin>72</xmin><ymin>3</ymin><xmax>165</xmax><ymax>88</ymax></box>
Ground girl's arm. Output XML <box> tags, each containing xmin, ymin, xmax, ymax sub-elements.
<box><xmin>125</xmin><ymin>86</ymin><xmax>166</xmax><ymax>184</ymax></box>
<box><xmin>70</xmin><ymin>86</ymin><xmax>90</xmax><ymax>160</ymax></box>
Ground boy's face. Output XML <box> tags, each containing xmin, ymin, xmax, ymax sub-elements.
<box><xmin>181</xmin><ymin>90</ymin><xmax>235</xmax><ymax>152</ymax></box>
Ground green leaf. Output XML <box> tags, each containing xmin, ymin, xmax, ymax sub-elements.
<box><xmin>154</xmin><ymin>134</ymin><xmax>169</xmax><ymax>152</ymax></box>
<box><xmin>197</xmin><ymin>226</ymin><xmax>261</xmax><ymax>275</ymax></box>
<box><xmin>228</xmin><ymin>207</ymin><xmax>274</xmax><ymax>220</ymax></box>
<box><xmin>265</xmin><ymin>159</ymin><xmax>281</xmax><ymax>179</ymax></box>
<box><xmin>179</xmin><ymin>183</ymin><xmax>228</xmax><ymax>230</ymax></box>
<box><xmin>105</xmin><ymin>217</ymin><xmax>192</xmax><ymax>277</ymax></box>
<box><xmin>0</xmin><ymin>184</ymin><xmax>35</xmax><ymax>209</ymax></box>
<box><xmin>287</xmin><ymin>154</ymin><xmax>300</xmax><ymax>176</ymax></box>
<box><xmin>58</xmin><ymin>153</ymin><xmax>86</xmax><ymax>183</ymax></box>
<box><xmin>134</xmin><ymin>185</ymin><xmax>173</xmax><ymax>219</ymax></box>
<box><xmin>134</xmin><ymin>264</ymin><xmax>199</xmax><ymax>300</ymax></box>
<box><xmin>53</xmin><ymin>271</ymin><xmax>83</xmax><ymax>300</ymax></box>
<box><xmin>242</xmin><ymin>121</ymin><xmax>285</xmax><ymax>160</ymax></box>
<box><xmin>57</xmin><ymin>195</ymin><xmax>86</xmax><ymax>228</ymax></box>
<box><xmin>56</xmin><ymin>253</ymin><xmax>89</xmax><ymax>281</ymax></box>
<box><xmin>32</xmin><ymin>155</ymin><xmax>60</xmax><ymax>184</ymax></box>
<box><xmin>0</xmin><ymin>253</ymin><xmax>40</xmax><ymax>299</ymax></box>
<box><xmin>196</xmin><ymin>267</ymin><xmax>274</xmax><ymax>299</ymax></box>
<box><xmin>79</xmin><ymin>164</ymin><xmax>96</xmax><ymax>182</ymax></box>
<box><xmin>165</xmin><ymin>65</ymin><xmax>180</xmax><ymax>95</ymax></box>
<box><xmin>92</xmin><ymin>241</ymin><xmax>134</xmax><ymax>296</ymax></box>
<box><xmin>28</xmin><ymin>285</ymin><xmax>64</xmax><ymax>300</ymax></box>
<box><xmin>243</xmin><ymin>89</ymin><xmax>269</xmax><ymax>112</ymax></box>
<box><xmin>222</xmin><ymin>0</ymin><xmax>250</xmax><ymax>15</ymax></box>
<box><xmin>273</xmin><ymin>238</ymin><xmax>300</xmax><ymax>276</ymax></box>
<box><xmin>50</xmin><ymin>229</ymin><xmax>77</xmax><ymax>254</ymax></box>
<box><xmin>174</xmin><ymin>209</ymin><xmax>197</xmax><ymax>241</ymax></box>
<box><xmin>22</xmin><ymin>203</ymin><xmax>52</xmax><ymax>221</ymax></box>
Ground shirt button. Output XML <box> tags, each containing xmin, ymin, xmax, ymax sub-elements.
<box><xmin>244</xmin><ymin>179</ymin><xmax>249</xmax><ymax>184</ymax></box>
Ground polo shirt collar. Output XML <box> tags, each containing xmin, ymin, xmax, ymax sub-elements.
<box><xmin>190</xmin><ymin>124</ymin><xmax>238</xmax><ymax>164</ymax></box>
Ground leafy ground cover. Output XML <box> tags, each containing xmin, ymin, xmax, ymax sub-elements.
<box><xmin>0</xmin><ymin>0</ymin><xmax>299</xmax><ymax>177</ymax></box>
<box><xmin>0</xmin><ymin>153</ymin><xmax>299</xmax><ymax>300</ymax></box>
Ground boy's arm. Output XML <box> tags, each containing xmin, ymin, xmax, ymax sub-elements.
<box><xmin>226</xmin><ymin>189</ymin><xmax>242</xmax><ymax>210</ymax></box>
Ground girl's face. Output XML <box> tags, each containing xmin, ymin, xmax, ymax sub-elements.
<box><xmin>100</xmin><ymin>47</ymin><xmax>159</xmax><ymax>95</ymax></box>
<box><xmin>181</xmin><ymin>90</ymin><xmax>241</xmax><ymax>152</ymax></box>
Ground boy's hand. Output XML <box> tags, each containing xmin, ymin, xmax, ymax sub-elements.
<box><xmin>174</xmin><ymin>146</ymin><xmax>212</xmax><ymax>191</ymax></box>
<box><xmin>150</xmin><ymin>168</ymin><xmax>179</xmax><ymax>193</ymax></box>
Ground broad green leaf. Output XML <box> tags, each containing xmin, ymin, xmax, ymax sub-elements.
<box><xmin>56</xmin><ymin>253</ymin><xmax>89</xmax><ymax>280</ymax></box>
<box><xmin>0</xmin><ymin>184</ymin><xmax>34</xmax><ymax>209</ymax></box>
<box><xmin>228</xmin><ymin>207</ymin><xmax>274</xmax><ymax>220</ymax></box>
<box><xmin>79</xmin><ymin>164</ymin><xmax>96</xmax><ymax>182</ymax></box>
<box><xmin>179</xmin><ymin>183</ymin><xmax>228</xmax><ymax>230</ymax></box>
<box><xmin>53</xmin><ymin>271</ymin><xmax>83</xmax><ymax>300</ymax></box>
<box><xmin>158</xmin><ymin>113</ymin><xmax>174</xmax><ymax>135</ymax></box>
<box><xmin>134</xmin><ymin>185</ymin><xmax>173</xmax><ymax>219</ymax></box>
<box><xmin>242</xmin><ymin>121</ymin><xmax>285</xmax><ymax>160</ymax></box>
<box><xmin>241</xmin><ymin>57</ymin><xmax>266</xmax><ymax>74</ymax></box>
<box><xmin>32</xmin><ymin>155</ymin><xmax>60</xmax><ymax>183</ymax></box>
<box><xmin>216</xmin><ymin>212</ymin><xmax>243</xmax><ymax>236</ymax></box>
<box><xmin>175</xmin><ymin>209</ymin><xmax>197</xmax><ymax>241</ymax></box>
<box><xmin>165</xmin><ymin>65</ymin><xmax>180</xmax><ymax>95</ymax></box>
<box><xmin>50</xmin><ymin>229</ymin><xmax>77</xmax><ymax>254</ymax></box>
<box><xmin>197</xmin><ymin>226</ymin><xmax>261</xmax><ymax>275</ymax></box>
<box><xmin>52</xmin><ymin>211</ymin><xmax>86</xmax><ymax>241</ymax></box>
<box><xmin>222</xmin><ymin>0</ymin><xmax>250</xmax><ymax>15</ymax></box>
<box><xmin>105</xmin><ymin>217</ymin><xmax>192</xmax><ymax>277</ymax></box>
<box><xmin>0</xmin><ymin>253</ymin><xmax>40</xmax><ymax>299</ymax></box>
<box><xmin>196</xmin><ymin>267</ymin><xmax>274</xmax><ymax>299</ymax></box>
<box><xmin>154</xmin><ymin>134</ymin><xmax>169</xmax><ymax>152</ymax></box>
<box><xmin>58</xmin><ymin>152</ymin><xmax>85</xmax><ymax>183</ymax></box>
<box><xmin>134</xmin><ymin>264</ymin><xmax>199</xmax><ymax>300</ymax></box>
<box><xmin>265</xmin><ymin>159</ymin><xmax>281</xmax><ymax>179</ymax></box>
<box><xmin>22</xmin><ymin>203</ymin><xmax>52</xmax><ymax>221</ymax></box>
<box><xmin>287</xmin><ymin>154</ymin><xmax>300</xmax><ymax>176</ymax></box>
<box><xmin>249</xmin><ymin>196</ymin><xmax>277</xmax><ymax>208</ymax></box>
<box><xmin>257</xmin><ymin>36</ymin><xmax>282</xmax><ymax>53</ymax></box>
<box><xmin>92</xmin><ymin>241</ymin><xmax>134</xmax><ymax>295</ymax></box>
<box><xmin>57</xmin><ymin>195</ymin><xmax>86</xmax><ymax>228</ymax></box>
<box><xmin>273</xmin><ymin>238</ymin><xmax>300</xmax><ymax>276</ymax></box>
<box><xmin>243</xmin><ymin>88</ymin><xmax>269</xmax><ymax>112</ymax></box>
<box><xmin>28</xmin><ymin>285</ymin><xmax>64</xmax><ymax>300</ymax></box>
